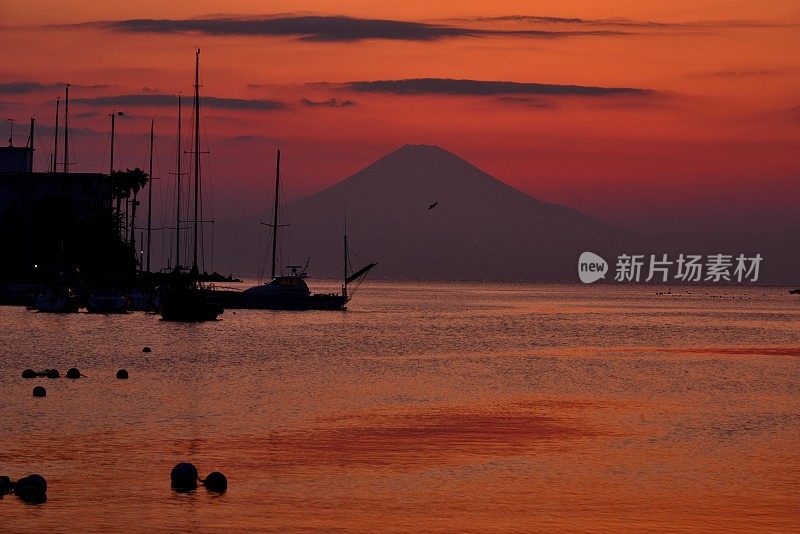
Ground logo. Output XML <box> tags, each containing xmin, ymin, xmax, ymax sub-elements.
<box><xmin>578</xmin><ymin>252</ymin><xmax>763</xmax><ymax>283</ymax></box>
<box><xmin>578</xmin><ymin>251</ymin><xmax>608</xmax><ymax>283</ymax></box>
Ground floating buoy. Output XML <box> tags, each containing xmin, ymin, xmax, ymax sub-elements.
<box><xmin>0</xmin><ymin>475</ymin><xmax>11</xmax><ymax>495</ymax></box>
<box><xmin>32</xmin><ymin>386</ymin><xmax>46</xmax><ymax>397</ymax></box>
<box><xmin>171</xmin><ymin>462</ymin><xmax>198</xmax><ymax>490</ymax></box>
<box><xmin>202</xmin><ymin>471</ymin><xmax>227</xmax><ymax>493</ymax></box>
<box><xmin>15</xmin><ymin>474</ymin><xmax>47</xmax><ymax>504</ymax></box>
<box><xmin>21</xmin><ymin>474</ymin><xmax>47</xmax><ymax>495</ymax></box>
<box><xmin>66</xmin><ymin>368</ymin><xmax>81</xmax><ymax>379</ymax></box>
<box><xmin>22</xmin><ymin>369</ymin><xmax>36</xmax><ymax>379</ymax></box>
<box><xmin>45</xmin><ymin>369</ymin><xmax>60</xmax><ymax>379</ymax></box>
<box><xmin>142</xmin><ymin>346</ymin><xmax>151</xmax><ymax>353</ymax></box>
<box><xmin>116</xmin><ymin>369</ymin><xmax>129</xmax><ymax>380</ymax></box>
<box><xmin>15</xmin><ymin>484</ymin><xmax>46</xmax><ymax>504</ymax></box>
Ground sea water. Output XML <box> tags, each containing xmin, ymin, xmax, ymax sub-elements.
<box><xmin>1</xmin><ymin>281</ymin><xmax>798</xmax><ymax>532</ymax></box>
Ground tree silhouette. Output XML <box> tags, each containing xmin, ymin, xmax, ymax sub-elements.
<box><xmin>110</xmin><ymin>168</ymin><xmax>148</xmax><ymax>243</ymax></box>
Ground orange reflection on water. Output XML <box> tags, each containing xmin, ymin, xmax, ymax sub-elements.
<box><xmin>0</xmin><ymin>283</ymin><xmax>799</xmax><ymax>531</ymax></box>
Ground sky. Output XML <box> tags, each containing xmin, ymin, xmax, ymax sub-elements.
<box><xmin>1</xmin><ymin>0</ymin><xmax>799</xmax><ymax>235</ymax></box>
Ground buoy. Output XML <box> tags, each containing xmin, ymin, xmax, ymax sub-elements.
<box><xmin>170</xmin><ymin>462</ymin><xmax>198</xmax><ymax>490</ymax></box>
<box><xmin>0</xmin><ymin>475</ymin><xmax>11</xmax><ymax>495</ymax></box>
<box><xmin>66</xmin><ymin>368</ymin><xmax>81</xmax><ymax>379</ymax></box>
<box><xmin>15</xmin><ymin>474</ymin><xmax>47</xmax><ymax>504</ymax></box>
<box><xmin>45</xmin><ymin>369</ymin><xmax>60</xmax><ymax>379</ymax></box>
<box><xmin>22</xmin><ymin>369</ymin><xmax>36</xmax><ymax>379</ymax></box>
<box><xmin>142</xmin><ymin>346</ymin><xmax>151</xmax><ymax>353</ymax></box>
<box><xmin>32</xmin><ymin>386</ymin><xmax>46</xmax><ymax>397</ymax></box>
<box><xmin>21</xmin><ymin>474</ymin><xmax>47</xmax><ymax>495</ymax></box>
<box><xmin>202</xmin><ymin>471</ymin><xmax>227</xmax><ymax>493</ymax></box>
<box><xmin>116</xmin><ymin>369</ymin><xmax>129</xmax><ymax>380</ymax></box>
<box><xmin>15</xmin><ymin>484</ymin><xmax>46</xmax><ymax>504</ymax></box>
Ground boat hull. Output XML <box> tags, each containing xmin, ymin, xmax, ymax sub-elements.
<box><xmin>86</xmin><ymin>295</ymin><xmax>129</xmax><ymax>314</ymax></box>
<box><xmin>160</xmin><ymin>290</ymin><xmax>223</xmax><ymax>321</ymax></box>
<box><xmin>35</xmin><ymin>295</ymin><xmax>80</xmax><ymax>313</ymax></box>
<box><xmin>211</xmin><ymin>289</ymin><xmax>346</xmax><ymax>311</ymax></box>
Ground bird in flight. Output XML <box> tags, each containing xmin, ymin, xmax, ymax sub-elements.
<box><xmin>428</xmin><ymin>202</ymin><xmax>439</xmax><ymax>210</ymax></box>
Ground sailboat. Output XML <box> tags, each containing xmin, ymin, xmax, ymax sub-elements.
<box><xmin>34</xmin><ymin>84</ymin><xmax>81</xmax><ymax>314</ymax></box>
<box><xmin>212</xmin><ymin>149</ymin><xmax>376</xmax><ymax>311</ymax></box>
<box><xmin>87</xmin><ymin>109</ymin><xmax>129</xmax><ymax>314</ymax></box>
<box><xmin>35</xmin><ymin>285</ymin><xmax>80</xmax><ymax>313</ymax></box>
<box><xmin>159</xmin><ymin>49</ymin><xmax>223</xmax><ymax>322</ymax></box>
<box><xmin>129</xmin><ymin>120</ymin><xmax>158</xmax><ymax>312</ymax></box>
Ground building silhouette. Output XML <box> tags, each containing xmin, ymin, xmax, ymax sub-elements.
<box><xmin>0</xmin><ymin>143</ymin><xmax>117</xmax><ymax>281</ymax></box>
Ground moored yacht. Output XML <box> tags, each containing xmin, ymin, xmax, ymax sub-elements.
<box><xmin>212</xmin><ymin>149</ymin><xmax>375</xmax><ymax>311</ymax></box>
<box><xmin>159</xmin><ymin>49</ymin><xmax>223</xmax><ymax>322</ymax></box>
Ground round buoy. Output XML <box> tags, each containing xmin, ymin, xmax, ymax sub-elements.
<box><xmin>170</xmin><ymin>462</ymin><xmax>198</xmax><ymax>490</ymax></box>
<box><xmin>116</xmin><ymin>369</ymin><xmax>129</xmax><ymax>380</ymax></box>
<box><xmin>22</xmin><ymin>369</ymin><xmax>36</xmax><ymax>379</ymax></box>
<box><xmin>15</xmin><ymin>483</ymin><xmax>46</xmax><ymax>504</ymax></box>
<box><xmin>45</xmin><ymin>369</ymin><xmax>60</xmax><ymax>379</ymax></box>
<box><xmin>32</xmin><ymin>386</ymin><xmax>46</xmax><ymax>397</ymax></box>
<box><xmin>21</xmin><ymin>474</ymin><xmax>47</xmax><ymax>495</ymax></box>
<box><xmin>142</xmin><ymin>346</ymin><xmax>151</xmax><ymax>353</ymax></box>
<box><xmin>202</xmin><ymin>471</ymin><xmax>227</xmax><ymax>493</ymax></box>
<box><xmin>0</xmin><ymin>475</ymin><xmax>11</xmax><ymax>495</ymax></box>
<box><xmin>66</xmin><ymin>368</ymin><xmax>81</xmax><ymax>379</ymax></box>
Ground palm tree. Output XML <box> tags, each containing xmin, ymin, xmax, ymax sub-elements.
<box><xmin>110</xmin><ymin>168</ymin><xmax>148</xmax><ymax>245</ymax></box>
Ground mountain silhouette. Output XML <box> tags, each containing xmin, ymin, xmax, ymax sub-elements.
<box><xmin>213</xmin><ymin>144</ymin><xmax>798</xmax><ymax>283</ymax></box>
<box><xmin>272</xmin><ymin>144</ymin><xmax>630</xmax><ymax>280</ymax></box>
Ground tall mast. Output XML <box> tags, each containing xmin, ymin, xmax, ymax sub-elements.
<box><xmin>192</xmin><ymin>48</ymin><xmax>200</xmax><ymax>272</ymax></box>
<box><xmin>343</xmin><ymin>209</ymin><xmax>348</xmax><ymax>301</ymax></box>
<box><xmin>146</xmin><ymin>119</ymin><xmax>154</xmax><ymax>273</ymax></box>
<box><xmin>63</xmin><ymin>84</ymin><xmax>69</xmax><ymax>173</ymax></box>
<box><xmin>175</xmin><ymin>94</ymin><xmax>182</xmax><ymax>268</ymax></box>
<box><xmin>27</xmin><ymin>117</ymin><xmax>34</xmax><ymax>172</ymax></box>
<box><xmin>110</xmin><ymin>111</ymin><xmax>121</xmax><ymax>242</ymax></box>
<box><xmin>52</xmin><ymin>96</ymin><xmax>59</xmax><ymax>172</ymax></box>
<box><xmin>271</xmin><ymin>148</ymin><xmax>280</xmax><ymax>279</ymax></box>
<box><xmin>110</xmin><ymin>112</ymin><xmax>116</xmax><ymax>176</ymax></box>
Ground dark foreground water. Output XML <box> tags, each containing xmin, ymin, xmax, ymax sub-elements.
<box><xmin>1</xmin><ymin>281</ymin><xmax>799</xmax><ymax>532</ymax></box>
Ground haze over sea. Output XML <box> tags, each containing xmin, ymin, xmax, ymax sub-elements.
<box><xmin>2</xmin><ymin>281</ymin><xmax>799</xmax><ymax>532</ymax></box>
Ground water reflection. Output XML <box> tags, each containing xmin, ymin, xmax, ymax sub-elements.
<box><xmin>0</xmin><ymin>282</ymin><xmax>798</xmax><ymax>531</ymax></box>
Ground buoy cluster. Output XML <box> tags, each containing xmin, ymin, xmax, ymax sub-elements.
<box><xmin>0</xmin><ymin>474</ymin><xmax>48</xmax><ymax>504</ymax></box>
<box><xmin>11</xmin><ymin>348</ymin><xmax>231</xmax><ymax>505</ymax></box>
<box><xmin>23</xmin><ymin>366</ymin><xmax>131</xmax><ymax>397</ymax></box>
<box><xmin>171</xmin><ymin>462</ymin><xmax>227</xmax><ymax>493</ymax></box>
<box><xmin>21</xmin><ymin>368</ymin><xmax>60</xmax><ymax>379</ymax></box>
<box><xmin>1</xmin><ymin>464</ymin><xmax>228</xmax><ymax>506</ymax></box>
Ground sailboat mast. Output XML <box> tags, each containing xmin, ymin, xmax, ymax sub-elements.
<box><xmin>63</xmin><ymin>84</ymin><xmax>69</xmax><ymax>173</ymax></box>
<box><xmin>342</xmin><ymin>207</ymin><xmax>348</xmax><ymax>300</ymax></box>
<box><xmin>175</xmin><ymin>95</ymin><xmax>182</xmax><ymax>267</ymax></box>
<box><xmin>52</xmin><ymin>96</ymin><xmax>59</xmax><ymax>173</ymax></box>
<box><xmin>110</xmin><ymin>112</ymin><xmax>116</xmax><ymax>176</ymax></box>
<box><xmin>343</xmin><ymin>234</ymin><xmax>348</xmax><ymax>300</ymax></box>
<box><xmin>146</xmin><ymin>119</ymin><xmax>154</xmax><ymax>273</ymax></box>
<box><xmin>193</xmin><ymin>48</ymin><xmax>200</xmax><ymax>272</ymax></box>
<box><xmin>28</xmin><ymin>117</ymin><xmax>34</xmax><ymax>172</ymax></box>
<box><xmin>271</xmin><ymin>148</ymin><xmax>280</xmax><ymax>279</ymax></box>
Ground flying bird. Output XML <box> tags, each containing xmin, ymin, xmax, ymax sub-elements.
<box><xmin>428</xmin><ymin>202</ymin><xmax>438</xmax><ymax>210</ymax></box>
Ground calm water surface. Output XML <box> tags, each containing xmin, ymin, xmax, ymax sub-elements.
<box><xmin>1</xmin><ymin>281</ymin><xmax>799</xmax><ymax>532</ymax></box>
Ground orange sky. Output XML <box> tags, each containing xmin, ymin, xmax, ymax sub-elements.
<box><xmin>1</xmin><ymin>1</ymin><xmax>799</xmax><ymax>232</ymax></box>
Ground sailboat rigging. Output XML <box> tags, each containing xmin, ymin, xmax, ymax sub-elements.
<box><xmin>159</xmin><ymin>49</ymin><xmax>223</xmax><ymax>321</ymax></box>
<box><xmin>211</xmin><ymin>149</ymin><xmax>376</xmax><ymax>311</ymax></box>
